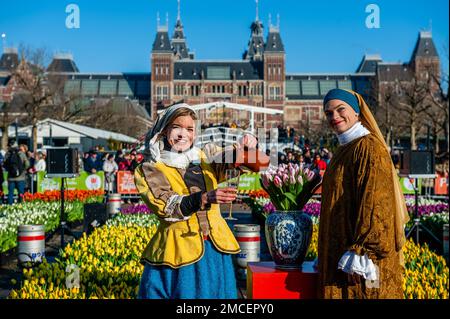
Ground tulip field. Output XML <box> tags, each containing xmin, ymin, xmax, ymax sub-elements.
<box><xmin>0</xmin><ymin>190</ymin><xmax>104</xmax><ymax>253</ymax></box>
<box><xmin>1</xmin><ymin>188</ymin><xmax>449</xmax><ymax>299</ymax></box>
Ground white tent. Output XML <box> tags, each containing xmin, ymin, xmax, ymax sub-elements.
<box><xmin>158</xmin><ymin>101</ymin><xmax>284</xmax><ymax>133</ymax></box>
<box><xmin>4</xmin><ymin>118</ymin><xmax>138</xmax><ymax>151</ymax></box>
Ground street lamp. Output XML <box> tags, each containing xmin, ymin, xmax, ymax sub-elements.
<box><xmin>1</xmin><ymin>33</ymin><xmax>6</xmax><ymax>50</ymax></box>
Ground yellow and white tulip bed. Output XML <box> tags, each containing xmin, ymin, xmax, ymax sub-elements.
<box><xmin>8</xmin><ymin>215</ymin><xmax>449</xmax><ymax>299</ymax></box>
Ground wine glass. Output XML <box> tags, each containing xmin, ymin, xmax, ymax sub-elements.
<box><xmin>224</xmin><ymin>169</ymin><xmax>240</xmax><ymax>220</ymax></box>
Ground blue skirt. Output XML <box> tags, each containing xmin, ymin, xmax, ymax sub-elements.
<box><xmin>138</xmin><ymin>240</ymin><xmax>238</xmax><ymax>299</ymax></box>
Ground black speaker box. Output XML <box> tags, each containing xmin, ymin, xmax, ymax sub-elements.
<box><xmin>46</xmin><ymin>147</ymin><xmax>79</xmax><ymax>175</ymax></box>
<box><xmin>400</xmin><ymin>150</ymin><xmax>435</xmax><ymax>175</ymax></box>
<box><xmin>83</xmin><ymin>203</ymin><xmax>107</xmax><ymax>235</ymax></box>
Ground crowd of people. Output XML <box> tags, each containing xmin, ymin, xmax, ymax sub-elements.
<box><xmin>0</xmin><ymin>143</ymin><xmax>47</xmax><ymax>204</ymax></box>
<box><xmin>81</xmin><ymin>147</ymin><xmax>144</xmax><ymax>193</ymax></box>
<box><xmin>0</xmin><ymin>142</ymin><xmax>145</xmax><ymax>204</ymax></box>
<box><xmin>269</xmin><ymin>146</ymin><xmax>331</xmax><ymax>172</ymax></box>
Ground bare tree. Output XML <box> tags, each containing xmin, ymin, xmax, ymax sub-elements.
<box><xmin>18</xmin><ymin>43</ymin><xmax>51</xmax><ymax>70</ymax></box>
<box><xmin>371</xmin><ymin>80</ymin><xmax>404</xmax><ymax>149</ymax></box>
<box><xmin>44</xmin><ymin>73</ymin><xmax>84</xmax><ymax>122</ymax></box>
<box><xmin>395</xmin><ymin>76</ymin><xmax>430</xmax><ymax>150</ymax></box>
<box><xmin>12</xmin><ymin>58</ymin><xmax>53</xmax><ymax>152</ymax></box>
<box><xmin>0</xmin><ymin>103</ymin><xmax>14</xmax><ymax>150</ymax></box>
<box><xmin>426</xmin><ymin>48</ymin><xmax>449</xmax><ymax>157</ymax></box>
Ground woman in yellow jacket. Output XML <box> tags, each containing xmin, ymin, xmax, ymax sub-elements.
<box><xmin>134</xmin><ymin>103</ymin><xmax>268</xmax><ymax>299</ymax></box>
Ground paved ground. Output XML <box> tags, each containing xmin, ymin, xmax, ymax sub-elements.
<box><xmin>0</xmin><ymin>204</ymin><xmax>268</xmax><ymax>299</ymax></box>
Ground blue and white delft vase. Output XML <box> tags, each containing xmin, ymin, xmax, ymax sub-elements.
<box><xmin>265</xmin><ymin>210</ymin><xmax>313</xmax><ymax>269</ymax></box>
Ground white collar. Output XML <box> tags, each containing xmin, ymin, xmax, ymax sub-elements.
<box><xmin>337</xmin><ymin>122</ymin><xmax>370</xmax><ymax>145</ymax></box>
<box><xmin>147</xmin><ymin>132</ymin><xmax>201</xmax><ymax>169</ymax></box>
<box><xmin>159</xmin><ymin>147</ymin><xmax>202</xmax><ymax>169</ymax></box>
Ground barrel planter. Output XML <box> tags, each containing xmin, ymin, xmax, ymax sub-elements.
<box><xmin>107</xmin><ymin>193</ymin><xmax>122</xmax><ymax>217</ymax></box>
<box><xmin>17</xmin><ymin>225</ymin><xmax>45</xmax><ymax>267</ymax></box>
<box><xmin>233</xmin><ymin>224</ymin><xmax>261</xmax><ymax>279</ymax></box>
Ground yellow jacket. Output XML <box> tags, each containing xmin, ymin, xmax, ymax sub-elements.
<box><xmin>134</xmin><ymin>152</ymin><xmax>240</xmax><ymax>269</ymax></box>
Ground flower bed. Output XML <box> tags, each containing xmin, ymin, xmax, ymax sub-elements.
<box><xmin>246</xmin><ymin>191</ymin><xmax>448</xmax><ymax>250</ymax></box>
<box><xmin>0</xmin><ymin>190</ymin><xmax>104</xmax><ymax>253</ymax></box>
<box><xmin>9</xmin><ymin>223</ymin><xmax>158</xmax><ymax>299</ymax></box>
<box><xmin>23</xmin><ymin>190</ymin><xmax>104</xmax><ymax>203</ymax></box>
<box><xmin>119</xmin><ymin>204</ymin><xmax>153</xmax><ymax>215</ymax></box>
<box><xmin>305</xmin><ymin>226</ymin><xmax>449</xmax><ymax>299</ymax></box>
<box><xmin>106</xmin><ymin>213</ymin><xmax>159</xmax><ymax>228</ymax></box>
<box><xmin>9</xmin><ymin>212</ymin><xmax>448</xmax><ymax>299</ymax></box>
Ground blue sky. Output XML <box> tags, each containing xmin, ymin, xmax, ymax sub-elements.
<box><xmin>0</xmin><ymin>0</ymin><xmax>448</xmax><ymax>74</ymax></box>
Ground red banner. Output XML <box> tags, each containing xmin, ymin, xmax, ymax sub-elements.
<box><xmin>117</xmin><ymin>171</ymin><xmax>138</xmax><ymax>194</ymax></box>
<box><xmin>434</xmin><ymin>172</ymin><xmax>448</xmax><ymax>195</ymax></box>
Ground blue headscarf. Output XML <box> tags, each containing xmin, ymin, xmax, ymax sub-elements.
<box><xmin>323</xmin><ymin>89</ymin><xmax>360</xmax><ymax>114</ymax></box>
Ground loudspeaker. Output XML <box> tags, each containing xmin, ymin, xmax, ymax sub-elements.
<box><xmin>46</xmin><ymin>147</ymin><xmax>79</xmax><ymax>175</ymax></box>
<box><xmin>83</xmin><ymin>203</ymin><xmax>108</xmax><ymax>235</ymax></box>
<box><xmin>400</xmin><ymin>150</ymin><xmax>435</xmax><ymax>175</ymax></box>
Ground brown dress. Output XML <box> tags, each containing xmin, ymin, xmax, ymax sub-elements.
<box><xmin>318</xmin><ymin>134</ymin><xmax>404</xmax><ymax>299</ymax></box>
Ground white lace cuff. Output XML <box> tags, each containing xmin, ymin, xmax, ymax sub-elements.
<box><xmin>163</xmin><ymin>195</ymin><xmax>190</xmax><ymax>222</ymax></box>
<box><xmin>337</xmin><ymin>251</ymin><xmax>377</xmax><ymax>281</ymax></box>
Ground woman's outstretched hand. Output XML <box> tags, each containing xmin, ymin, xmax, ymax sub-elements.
<box><xmin>201</xmin><ymin>188</ymin><xmax>238</xmax><ymax>205</ymax></box>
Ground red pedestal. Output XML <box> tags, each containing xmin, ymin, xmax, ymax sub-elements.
<box><xmin>246</xmin><ymin>261</ymin><xmax>318</xmax><ymax>299</ymax></box>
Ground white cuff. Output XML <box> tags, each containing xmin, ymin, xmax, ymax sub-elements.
<box><xmin>337</xmin><ymin>251</ymin><xmax>377</xmax><ymax>281</ymax></box>
<box><xmin>163</xmin><ymin>195</ymin><xmax>191</xmax><ymax>222</ymax></box>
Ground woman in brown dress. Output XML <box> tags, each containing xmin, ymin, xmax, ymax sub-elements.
<box><xmin>317</xmin><ymin>89</ymin><xmax>410</xmax><ymax>299</ymax></box>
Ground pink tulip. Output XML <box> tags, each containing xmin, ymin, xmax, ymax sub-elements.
<box><xmin>282</xmin><ymin>173</ymin><xmax>289</xmax><ymax>184</ymax></box>
<box><xmin>306</xmin><ymin>170</ymin><xmax>315</xmax><ymax>182</ymax></box>
<box><xmin>289</xmin><ymin>166</ymin><xmax>295</xmax><ymax>177</ymax></box>
<box><xmin>290</xmin><ymin>174</ymin><xmax>296</xmax><ymax>184</ymax></box>
<box><xmin>274</xmin><ymin>176</ymin><xmax>282</xmax><ymax>188</ymax></box>
<box><xmin>297</xmin><ymin>175</ymin><xmax>303</xmax><ymax>185</ymax></box>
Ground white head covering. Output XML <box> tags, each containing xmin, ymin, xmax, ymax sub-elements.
<box><xmin>144</xmin><ymin>103</ymin><xmax>200</xmax><ymax>168</ymax></box>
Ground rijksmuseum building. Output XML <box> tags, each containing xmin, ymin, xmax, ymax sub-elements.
<box><xmin>0</xmin><ymin>6</ymin><xmax>441</xmax><ymax>132</ymax></box>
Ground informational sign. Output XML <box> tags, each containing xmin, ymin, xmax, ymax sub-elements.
<box><xmin>399</xmin><ymin>177</ymin><xmax>423</xmax><ymax>194</ymax></box>
<box><xmin>434</xmin><ymin>173</ymin><xmax>448</xmax><ymax>195</ymax></box>
<box><xmin>36</xmin><ymin>171</ymin><xmax>105</xmax><ymax>192</ymax></box>
<box><xmin>237</xmin><ymin>173</ymin><xmax>262</xmax><ymax>191</ymax></box>
<box><xmin>217</xmin><ymin>172</ymin><xmax>262</xmax><ymax>192</ymax></box>
<box><xmin>117</xmin><ymin>171</ymin><xmax>138</xmax><ymax>194</ymax></box>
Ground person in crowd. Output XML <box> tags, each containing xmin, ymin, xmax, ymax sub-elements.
<box><xmin>119</xmin><ymin>153</ymin><xmax>133</xmax><ymax>171</ymax></box>
<box><xmin>134</xmin><ymin>103</ymin><xmax>269</xmax><ymax>299</ymax></box>
<box><xmin>286</xmin><ymin>151</ymin><xmax>299</xmax><ymax>165</ymax></box>
<box><xmin>303</xmin><ymin>148</ymin><xmax>312</xmax><ymax>165</ymax></box>
<box><xmin>317</xmin><ymin>88</ymin><xmax>409</xmax><ymax>299</ymax></box>
<box><xmin>312</xmin><ymin>153</ymin><xmax>327</xmax><ymax>172</ymax></box>
<box><xmin>103</xmin><ymin>154</ymin><xmax>119</xmax><ymax>193</ymax></box>
<box><xmin>4</xmin><ymin>142</ymin><xmax>30</xmax><ymax>204</ymax></box>
<box><xmin>34</xmin><ymin>152</ymin><xmax>46</xmax><ymax>172</ymax></box>
<box><xmin>129</xmin><ymin>153</ymin><xmax>140</xmax><ymax>173</ymax></box>
<box><xmin>82</xmin><ymin>152</ymin><xmax>90</xmax><ymax>169</ymax></box>
<box><xmin>296</xmin><ymin>154</ymin><xmax>306</xmax><ymax>168</ymax></box>
<box><xmin>26</xmin><ymin>150</ymin><xmax>35</xmax><ymax>168</ymax></box>
<box><xmin>84</xmin><ymin>151</ymin><xmax>102</xmax><ymax>174</ymax></box>
<box><xmin>24</xmin><ymin>149</ymin><xmax>36</xmax><ymax>192</ymax></box>
<box><xmin>115</xmin><ymin>149</ymin><xmax>125</xmax><ymax>167</ymax></box>
<box><xmin>0</xmin><ymin>149</ymin><xmax>5</xmax><ymax>166</ymax></box>
<box><xmin>279</xmin><ymin>153</ymin><xmax>287</xmax><ymax>165</ymax></box>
